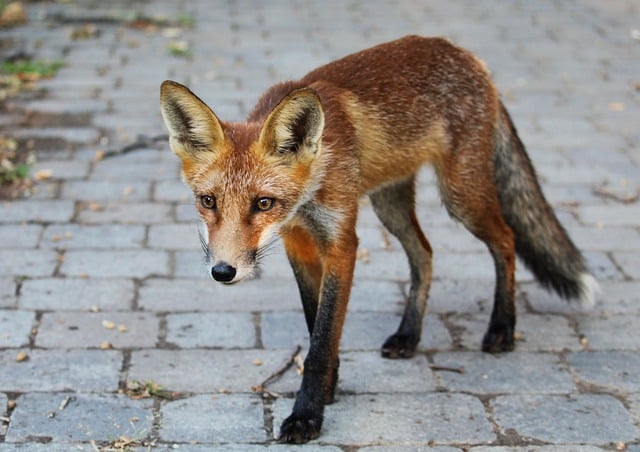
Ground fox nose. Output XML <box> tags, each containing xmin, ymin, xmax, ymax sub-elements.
<box><xmin>211</xmin><ymin>262</ymin><xmax>236</xmax><ymax>283</ymax></box>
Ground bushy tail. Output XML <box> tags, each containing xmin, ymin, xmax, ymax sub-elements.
<box><xmin>493</xmin><ymin>102</ymin><xmax>599</xmax><ymax>306</ymax></box>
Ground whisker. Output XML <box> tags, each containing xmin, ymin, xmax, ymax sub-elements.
<box><xmin>197</xmin><ymin>228</ymin><xmax>212</xmax><ymax>262</ymax></box>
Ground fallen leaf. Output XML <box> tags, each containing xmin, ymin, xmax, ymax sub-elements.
<box><xmin>15</xmin><ymin>351</ymin><xmax>28</xmax><ymax>362</ymax></box>
<box><xmin>102</xmin><ymin>320</ymin><xmax>115</xmax><ymax>330</ymax></box>
<box><xmin>33</xmin><ymin>169</ymin><xmax>53</xmax><ymax>181</ymax></box>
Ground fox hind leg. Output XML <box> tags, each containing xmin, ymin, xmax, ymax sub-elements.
<box><xmin>436</xmin><ymin>159</ymin><xmax>517</xmax><ymax>353</ymax></box>
<box><xmin>369</xmin><ymin>177</ymin><xmax>433</xmax><ymax>359</ymax></box>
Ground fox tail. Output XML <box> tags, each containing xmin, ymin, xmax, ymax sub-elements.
<box><xmin>493</xmin><ymin>102</ymin><xmax>599</xmax><ymax>306</ymax></box>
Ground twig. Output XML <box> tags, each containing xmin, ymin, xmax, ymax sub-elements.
<box><xmin>252</xmin><ymin>345</ymin><xmax>303</xmax><ymax>394</ymax></box>
<box><xmin>429</xmin><ymin>364</ymin><xmax>465</xmax><ymax>374</ymax></box>
<box><xmin>592</xmin><ymin>185</ymin><xmax>639</xmax><ymax>204</ymax></box>
<box><xmin>100</xmin><ymin>134</ymin><xmax>169</xmax><ymax>159</ymax></box>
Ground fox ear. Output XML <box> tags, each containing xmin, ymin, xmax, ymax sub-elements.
<box><xmin>259</xmin><ymin>88</ymin><xmax>324</xmax><ymax>161</ymax></box>
<box><xmin>160</xmin><ymin>80</ymin><xmax>224</xmax><ymax>162</ymax></box>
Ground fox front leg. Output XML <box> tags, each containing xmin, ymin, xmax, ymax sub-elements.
<box><xmin>279</xmin><ymin>228</ymin><xmax>357</xmax><ymax>444</ymax></box>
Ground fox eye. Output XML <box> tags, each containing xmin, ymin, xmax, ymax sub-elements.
<box><xmin>200</xmin><ymin>195</ymin><xmax>216</xmax><ymax>210</ymax></box>
<box><xmin>255</xmin><ymin>197</ymin><xmax>275</xmax><ymax>212</ymax></box>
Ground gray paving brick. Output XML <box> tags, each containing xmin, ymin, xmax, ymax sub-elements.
<box><xmin>578</xmin><ymin>204</ymin><xmax>640</xmax><ymax>227</ymax></box>
<box><xmin>30</xmin><ymin>159</ymin><xmax>91</xmax><ymax>180</ymax></box>
<box><xmin>165</xmin><ymin>312</ymin><xmax>255</xmax><ymax>348</ymax></box>
<box><xmin>61</xmin><ymin>181</ymin><xmax>151</xmax><ymax>202</ymax></box>
<box><xmin>128</xmin><ymin>349</ymin><xmax>293</xmax><ymax>393</ymax></box>
<box><xmin>567</xmin><ymin>351</ymin><xmax>640</xmax><ymax>392</ymax></box>
<box><xmin>5</xmin><ymin>393</ymin><xmax>153</xmax><ymax>443</ymax></box>
<box><xmin>0</xmin><ymin>200</ymin><xmax>74</xmax><ymax>223</ymax></box>
<box><xmin>37</xmin><ymin>312</ymin><xmax>159</xmax><ymax>348</ymax></box>
<box><xmin>272</xmin><ymin>393</ymin><xmax>495</xmax><ymax>444</ymax></box>
<box><xmin>0</xmin><ymin>250</ymin><xmax>59</xmax><ymax>277</ymax></box>
<box><xmin>154</xmin><ymin>179</ymin><xmax>192</xmax><ymax>202</ymax></box>
<box><xmin>41</xmin><ymin>224</ymin><xmax>145</xmax><ymax>249</ymax></box>
<box><xmin>613</xmin><ymin>251</ymin><xmax>640</xmax><ymax>280</ymax></box>
<box><xmin>0</xmin><ymin>349</ymin><xmax>121</xmax><ymax>392</ymax></box>
<box><xmin>147</xmin><ymin>223</ymin><xmax>201</xmax><ymax>250</ymax></box>
<box><xmin>577</xmin><ymin>314</ymin><xmax>640</xmax><ymax>350</ymax></box>
<box><xmin>347</xmin><ymin>279</ymin><xmax>405</xmax><ymax>312</ymax></box>
<box><xmin>60</xmin><ymin>250</ymin><xmax>169</xmax><ymax>278</ymax></box>
<box><xmin>0</xmin><ymin>278</ymin><xmax>16</xmax><ymax>308</ymax></box>
<box><xmin>433</xmin><ymin>352</ymin><xmax>575</xmax><ymax>394</ymax></box>
<box><xmin>471</xmin><ymin>447</ymin><xmax>606</xmax><ymax>452</ymax></box>
<box><xmin>159</xmin><ymin>393</ymin><xmax>265</xmax><ymax>443</ymax></box>
<box><xmin>491</xmin><ymin>394</ymin><xmax>639</xmax><ymax>444</ymax></box>
<box><xmin>138</xmin><ymin>277</ymin><xmax>300</xmax><ymax>312</ymax></box>
<box><xmin>449</xmin><ymin>312</ymin><xmax>579</xmax><ymax>352</ymax></box>
<box><xmin>339</xmin><ymin>351</ymin><xmax>437</xmax><ymax>393</ymax></box>
<box><xmin>0</xmin><ymin>224</ymin><xmax>42</xmax><ymax>248</ymax></box>
<box><xmin>19</xmin><ymin>278</ymin><xmax>134</xmax><ymax>311</ymax></box>
<box><xmin>76</xmin><ymin>201</ymin><xmax>174</xmax><ymax>224</ymax></box>
<box><xmin>0</xmin><ymin>310</ymin><xmax>35</xmax><ymax>348</ymax></box>
<box><xmin>90</xmin><ymin>159</ymin><xmax>179</xmax><ymax>182</ymax></box>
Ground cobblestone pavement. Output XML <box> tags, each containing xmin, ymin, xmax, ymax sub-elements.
<box><xmin>0</xmin><ymin>0</ymin><xmax>639</xmax><ymax>450</ymax></box>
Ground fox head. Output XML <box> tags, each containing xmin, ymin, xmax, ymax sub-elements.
<box><xmin>160</xmin><ymin>80</ymin><xmax>325</xmax><ymax>284</ymax></box>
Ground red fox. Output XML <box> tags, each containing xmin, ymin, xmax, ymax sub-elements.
<box><xmin>160</xmin><ymin>35</ymin><xmax>598</xmax><ymax>443</ymax></box>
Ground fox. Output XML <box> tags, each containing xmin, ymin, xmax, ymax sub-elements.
<box><xmin>160</xmin><ymin>35</ymin><xmax>598</xmax><ymax>443</ymax></box>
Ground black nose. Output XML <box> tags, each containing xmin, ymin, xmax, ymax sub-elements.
<box><xmin>211</xmin><ymin>262</ymin><xmax>236</xmax><ymax>282</ymax></box>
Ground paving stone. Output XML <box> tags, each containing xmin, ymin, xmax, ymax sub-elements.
<box><xmin>37</xmin><ymin>312</ymin><xmax>159</xmax><ymax>348</ymax></box>
<box><xmin>154</xmin><ymin>179</ymin><xmax>193</xmax><ymax>202</ymax></box>
<box><xmin>61</xmin><ymin>181</ymin><xmax>151</xmax><ymax>202</ymax></box>
<box><xmin>19</xmin><ymin>278</ymin><xmax>134</xmax><ymax>311</ymax></box>
<box><xmin>0</xmin><ymin>278</ymin><xmax>16</xmax><ymax>308</ymax></box>
<box><xmin>448</xmin><ymin>312</ymin><xmax>579</xmax><ymax>352</ymax></box>
<box><xmin>90</xmin><ymin>159</ymin><xmax>179</xmax><ymax>182</ymax></box>
<box><xmin>347</xmin><ymin>279</ymin><xmax>405</xmax><ymax>312</ymax></box>
<box><xmin>128</xmin><ymin>349</ymin><xmax>293</xmax><ymax>393</ymax></box>
<box><xmin>579</xmin><ymin>204</ymin><xmax>640</xmax><ymax>227</ymax></box>
<box><xmin>150</xmin><ymin>446</ymin><xmax>344</xmax><ymax>452</ymax></box>
<box><xmin>5</xmin><ymin>393</ymin><xmax>153</xmax><ymax>443</ymax></box>
<box><xmin>471</xmin><ymin>447</ymin><xmax>607</xmax><ymax>452</ymax></box>
<box><xmin>567</xmin><ymin>351</ymin><xmax>640</xmax><ymax>392</ymax></box>
<box><xmin>0</xmin><ymin>310</ymin><xmax>35</xmax><ymax>348</ymax></box>
<box><xmin>41</xmin><ymin>224</ymin><xmax>145</xmax><ymax>249</ymax></box>
<box><xmin>0</xmin><ymin>200</ymin><xmax>75</xmax><ymax>223</ymax></box>
<box><xmin>339</xmin><ymin>351</ymin><xmax>437</xmax><ymax>393</ymax></box>
<box><xmin>60</xmin><ymin>249</ymin><xmax>169</xmax><ymax>278</ymax></box>
<box><xmin>0</xmin><ymin>349</ymin><xmax>121</xmax><ymax>392</ymax></box>
<box><xmin>272</xmin><ymin>393</ymin><xmax>495</xmax><ymax>444</ymax></box>
<box><xmin>76</xmin><ymin>201</ymin><xmax>174</xmax><ymax>224</ymax></box>
<box><xmin>159</xmin><ymin>393</ymin><xmax>265</xmax><ymax>443</ymax></box>
<box><xmin>613</xmin><ymin>251</ymin><xmax>640</xmax><ymax>279</ymax></box>
<box><xmin>165</xmin><ymin>312</ymin><xmax>255</xmax><ymax>348</ymax></box>
<box><xmin>30</xmin><ymin>159</ymin><xmax>91</xmax><ymax>180</ymax></box>
<box><xmin>0</xmin><ymin>250</ymin><xmax>59</xmax><ymax>277</ymax></box>
<box><xmin>147</xmin><ymin>223</ymin><xmax>202</xmax><ymax>250</ymax></box>
<box><xmin>433</xmin><ymin>352</ymin><xmax>575</xmax><ymax>394</ymax></box>
<box><xmin>491</xmin><ymin>394</ymin><xmax>639</xmax><ymax>444</ymax></box>
<box><xmin>576</xmin><ymin>314</ymin><xmax>640</xmax><ymax>350</ymax></box>
<box><xmin>0</xmin><ymin>441</ymin><xmax>93</xmax><ymax>450</ymax></box>
<box><xmin>0</xmin><ymin>224</ymin><xmax>42</xmax><ymax>248</ymax></box>
<box><xmin>138</xmin><ymin>277</ymin><xmax>300</xmax><ymax>312</ymax></box>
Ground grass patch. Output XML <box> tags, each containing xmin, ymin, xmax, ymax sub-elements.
<box><xmin>0</xmin><ymin>59</ymin><xmax>64</xmax><ymax>80</ymax></box>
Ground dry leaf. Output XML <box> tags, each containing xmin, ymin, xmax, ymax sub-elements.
<box><xmin>15</xmin><ymin>351</ymin><xmax>28</xmax><ymax>362</ymax></box>
<box><xmin>100</xmin><ymin>341</ymin><xmax>113</xmax><ymax>349</ymax></box>
<box><xmin>33</xmin><ymin>169</ymin><xmax>53</xmax><ymax>181</ymax></box>
<box><xmin>102</xmin><ymin>320</ymin><xmax>115</xmax><ymax>330</ymax></box>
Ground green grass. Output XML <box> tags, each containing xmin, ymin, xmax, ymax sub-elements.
<box><xmin>0</xmin><ymin>59</ymin><xmax>64</xmax><ymax>79</ymax></box>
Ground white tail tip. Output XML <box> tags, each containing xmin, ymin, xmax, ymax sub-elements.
<box><xmin>578</xmin><ymin>273</ymin><xmax>600</xmax><ymax>307</ymax></box>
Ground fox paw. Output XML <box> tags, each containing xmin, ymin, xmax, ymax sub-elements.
<box><xmin>381</xmin><ymin>333</ymin><xmax>418</xmax><ymax>359</ymax></box>
<box><xmin>279</xmin><ymin>413</ymin><xmax>322</xmax><ymax>444</ymax></box>
<box><xmin>482</xmin><ymin>326</ymin><xmax>515</xmax><ymax>353</ymax></box>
